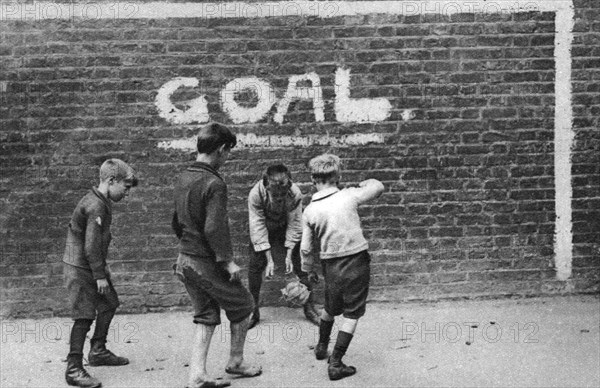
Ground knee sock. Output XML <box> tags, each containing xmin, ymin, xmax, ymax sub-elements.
<box><xmin>319</xmin><ymin>319</ymin><xmax>334</xmax><ymax>345</ymax></box>
<box><xmin>331</xmin><ymin>331</ymin><xmax>353</xmax><ymax>364</ymax></box>
<box><xmin>91</xmin><ymin>309</ymin><xmax>115</xmax><ymax>349</ymax></box>
<box><xmin>248</xmin><ymin>268</ymin><xmax>263</xmax><ymax>316</ymax></box>
<box><xmin>68</xmin><ymin>319</ymin><xmax>93</xmax><ymax>359</ymax></box>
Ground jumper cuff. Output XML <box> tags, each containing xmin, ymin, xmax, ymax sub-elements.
<box><xmin>215</xmin><ymin>256</ymin><xmax>233</xmax><ymax>263</ymax></box>
<box><xmin>253</xmin><ymin>242</ymin><xmax>271</xmax><ymax>252</ymax></box>
<box><xmin>284</xmin><ymin>241</ymin><xmax>299</xmax><ymax>250</ymax></box>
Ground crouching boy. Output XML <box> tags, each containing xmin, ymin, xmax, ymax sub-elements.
<box><xmin>247</xmin><ymin>164</ymin><xmax>320</xmax><ymax>329</ymax></box>
<box><xmin>300</xmin><ymin>154</ymin><xmax>384</xmax><ymax>381</ymax></box>
<box><xmin>63</xmin><ymin>159</ymin><xmax>138</xmax><ymax>388</ymax></box>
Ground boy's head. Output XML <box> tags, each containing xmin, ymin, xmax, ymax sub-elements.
<box><xmin>263</xmin><ymin>164</ymin><xmax>292</xmax><ymax>199</ymax></box>
<box><xmin>308</xmin><ymin>154</ymin><xmax>341</xmax><ymax>185</ymax></box>
<box><xmin>196</xmin><ymin>122</ymin><xmax>237</xmax><ymax>155</ymax></box>
<box><xmin>99</xmin><ymin>159</ymin><xmax>138</xmax><ymax>202</ymax></box>
<box><xmin>196</xmin><ymin>122</ymin><xmax>237</xmax><ymax>169</ymax></box>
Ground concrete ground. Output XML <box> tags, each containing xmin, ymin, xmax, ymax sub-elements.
<box><xmin>1</xmin><ymin>295</ymin><xmax>598</xmax><ymax>388</ymax></box>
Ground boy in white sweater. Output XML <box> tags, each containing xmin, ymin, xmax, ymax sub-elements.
<box><xmin>300</xmin><ymin>154</ymin><xmax>384</xmax><ymax>381</ymax></box>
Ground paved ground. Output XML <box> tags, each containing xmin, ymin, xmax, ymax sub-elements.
<box><xmin>1</xmin><ymin>295</ymin><xmax>599</xmax><ymax>388</ymax></box>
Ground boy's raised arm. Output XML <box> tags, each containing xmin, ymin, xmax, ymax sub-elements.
<box><xmin>351</xmin><ymin>179</ymin><xmax>385</xmax><ymax>204</ymax></box>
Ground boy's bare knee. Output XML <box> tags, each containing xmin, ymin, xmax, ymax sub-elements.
<box><xmin>321</xmin><ymin>311</ymin><xmax>334</xmax><ymax>322</ymax></box>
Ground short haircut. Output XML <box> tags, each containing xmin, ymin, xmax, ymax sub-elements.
<box><xmin>263</xmin><ymin>164</ymin><xmax>292</xmax><ymax>187</ymax></box>
<box><xmin>266</xmin><ymin>164</ymin><xmax>290</xmax><ymax>178</ymax></box>
<box><xmin>196</xmin><ymin>122</ymin><xmax>237</xmax><ymax>154</ymax></box>
<box><xmin>308</xmin><ymin>154</ymin><xmax>341</xmax><ymax>184</ymax></box>
<box><xmin>99</xmin><ymin>159</ymin><xmax>138</xmax><ymax>186</ymax></box>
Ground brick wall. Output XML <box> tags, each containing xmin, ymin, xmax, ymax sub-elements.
<box><xmin>1</xmin><ymin>1</ymin><xmax>598</xmax><ymax>318</ymax></box>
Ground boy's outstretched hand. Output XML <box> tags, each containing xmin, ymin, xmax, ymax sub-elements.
<box><xmin>264</xmin><ymin>249</ymin><xmax>275</xmax><ymax>278</ymax></box>
<box><xmin>224</xmin><ymin>261</ymin><xmax>242</xmax><ymax>282</ymax></box>
<box><xmin>285</xmin><ymin>248</ymin><xmax>294</xmax><ymax>274</ymax></box>
<box><xmin>96</xmin><ymin>279</ymin><xmax>110</xmax><ymax>295</ymax></box>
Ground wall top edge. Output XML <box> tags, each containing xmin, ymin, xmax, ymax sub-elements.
<box><xmin>0</xmin><ymin>1</ymin><xmax>574</xmax><ymax>21</ymax></box>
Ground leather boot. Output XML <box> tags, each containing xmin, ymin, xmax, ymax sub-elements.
<box><xmin>328</xmin><ymin>359</ymin><xmax>357</xmax><ymax>381</ymax></box>
<box><xmin>65</xmin><ymin>355</ymin><xmax>102</xmax><ymax>388</ymax></box>
<box><xmin>88</xmin><ymin>342</ymin><xmax>129</xmax><ymax>366</ymax></box>
<box><xmin>303</xmin><ymin>302</ymin><xmax>320</xmax><ymax>326</ymax></box>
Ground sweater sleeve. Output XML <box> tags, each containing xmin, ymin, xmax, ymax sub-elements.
<box><xmin>84</xmin><ymin>205</ymin><xmax>108</xmax><ymax>280</ymax></box>
<box><xmin>348</xmin><ymin>179</ymin><xmax>385</xmax><ymax>205</ymax></box>
<box><xmin>300</xmin><ymin>211</ymin><xmax>315</xmax><ymax>273</ymax></box>
<box><xmin>171</xmin><ymin>211</ymin><xmax>183</xmax><ymax>239</ymax></box>
<box><xmin>248</xmin><ymin>183</ymin><xmax>271</xmax><ymax>252</ymax></box>
<box><xmin>192</xmin><ymin>180</ymin><xmax>233</xmax><ymax>263</ymax></box>
<box><xmin>285</xmin><ymin>185</ymin><xmax>303</xmax><ymax>249</ymax></box>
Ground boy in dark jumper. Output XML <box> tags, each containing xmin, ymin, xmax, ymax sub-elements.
<box><xmin>301</xmin><ymin>154</ymin><xmax>384</xmax><ymax>381</ymax></box>
<box><xmin>63</xmin><ymin>159</ymin><xmax>138</xmax><ymax>388</ymax></box>
<box><xmin>172</xmin><ymin>122</ymin><xmax>261</xmax><ymax>388</ymax></box>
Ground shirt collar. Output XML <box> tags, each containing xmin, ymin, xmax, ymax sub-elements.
<box><xmin>188</xmin><ymin>162</ymin><xmax>223</xmax><ymax>181</ymax></box>
<box><xmin>311</xmin><ymin>187</ymin><xmax>339</xmax><ymax>202</ymax></box>
<box><xmin>91</xmin><ymin>187</ymin><xmax>112</xmax><ymax>212</ymax></box>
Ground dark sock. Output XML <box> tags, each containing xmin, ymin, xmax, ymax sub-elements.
<box><xmin>91</xmin><ymin>309</ymin><xmax>115</xmax><ymax>349</ymax></box>
<box><xmin>319</xmin><ymin>319</ymin><xmax>334</xmax><ymax>345</ymax></box>
<box><xmin>68</xmin><ymin>319</ymin><xmax>93</xmax><ymax>359</ymax></box>
<box><xmin>331</xmin><ymin>331</ymin><xmax>353</xmax><ymax>364</ymax></box>
<box><xmin>248</xmin><ymin>262</ymin><xmax>263</xmax><ymax>314</ymax></box>
<box><xmin>299</xmin><ymin>274</ymin><xmax>313</xmax><ymax>292</ymax></box>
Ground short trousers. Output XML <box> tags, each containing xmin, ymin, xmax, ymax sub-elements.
<box><xmin>174</xmin><ymin>253</ymin><xmax>254</xmax><ymax>326</ymax></box>
<box><xmin>322</xmin><ymin>250</ymin><xmax>371</xmax><ymax>320</ymax></box>
<box><xmin>64</xmin><ymin>264</ymin><xmax>120</xmax><ymax>320</ymax></box>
